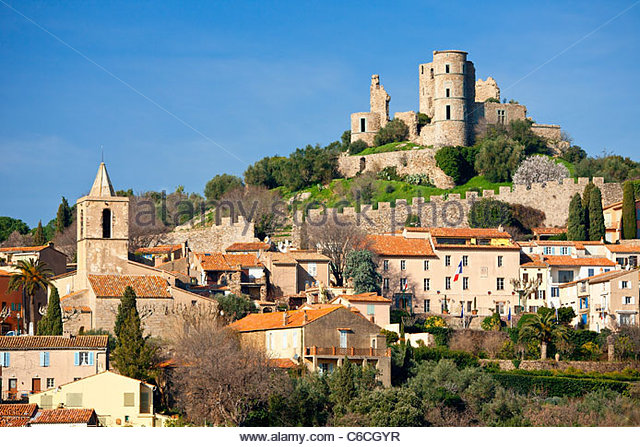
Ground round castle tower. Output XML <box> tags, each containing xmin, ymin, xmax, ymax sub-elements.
<box><xmin>431</xmin><ymin>50</ymin><xmax>475</xmax><ymax>147</ymax></box>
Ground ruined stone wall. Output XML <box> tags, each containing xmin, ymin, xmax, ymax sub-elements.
<box><xmin>292</xmin><ymin>178</ymin><xmax>623</xmax><ymax>246</ymax></box>
<box><xmin>160</xmin><ymin>216</ymin><xmax>257</xmax><ymax>253</ymax></box>
<box><xmin>475</xmin><ymin>77</ymin><xmax>500</xmax><ymax>102</ymax></box>
<box><xmin>337</xmin><ymin>147</ymin><xmax>455</xmax><ymax>189</ymax></box>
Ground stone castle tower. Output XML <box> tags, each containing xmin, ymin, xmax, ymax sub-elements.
<box><xmin>76</xmin><ymin>162</ymin><xmax>130</xmax><ymax>284</ymax></box>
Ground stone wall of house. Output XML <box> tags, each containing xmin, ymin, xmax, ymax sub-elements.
<box><xmin>159</xmin><ymin>216</ymin><xmax>257</xmax><ymax>253</ymax></box>
<box><xmin>480</xmin><ymin>359</ymin><xmax>640</xmax><ymax>373</ymax></box>
<box><xmin>337</xmin><ymin>147</ymin><xmax>455</xmax><ymax>189</ymax></box>
<box><xmin>292</xmin><ymin>177</ymin><xmax>623</xmax><ymax>246</ymax></box>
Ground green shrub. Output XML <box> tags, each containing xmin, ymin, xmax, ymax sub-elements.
<box><xmin>482</xmin><ymin>313</ymin><xmax>504</xmax><ymax>331</ymax></box>
<box><xmin>377</xmin><ymin>166</ymin><xmax>402</xmax><ymax>181</ymax></box>
<box><xmin>348</xmin><ymin>139</ymin><xmax>369</xmax><ymax>155</ymax></box>
<box><xmin>381</xmin><ymin>329</ymin><xmax>399</xmax><ymax>346</ymax></box>
<box><xmin>435</xmin><ymin>146</ymin><xmax>478</xmax><ymax>185</ymax></box>
<box><xmin>491</xmin><ymin>371</ymin><xmax>632</xmax><ymax>397</ymax></box>
<box><xmin>374</xmin><ymin>119</ymin><xmax>410</xmax><ymax>146</ymax></box>
<box><xmin>413</xmin><ymin>346</ymin><xmax>479</xmax><ymax>369</ymax></box>
<box><xmin>423</xmin><ymin>327</ymin><xmax>452</xmax><ymax>347</ymax></box>
<box><xmin>469</xmin><ymin>199</ymin><xmax>513</xmax><ymax>228</ymax></box>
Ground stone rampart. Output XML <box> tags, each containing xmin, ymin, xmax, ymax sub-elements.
<box><xmin>160</xmin><ymin>216</ymin><xmax>257</xmax><ymax>253</ymax></box>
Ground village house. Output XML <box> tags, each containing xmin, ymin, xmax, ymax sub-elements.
<box><xmin>29</xmin><ymin>370</ymin><xmax>161</xmax><ymax>427</ymax></box>
<box><xmin>605</xmin><ymin>244</ymin><xmax>640</xmax><ymax>268</ymax></box>
<box><xmin>603</xmin><ymin>199</ymin><xmax>640</xmax><ymax>243</ymax></box>
<box><xmin>0</xmin><ymin>335</ymin><xmax>108</xmax><ymax>401</ymax></box>
<box><xmin>330</xmin><ymin>292</ymin><xmax>392</xmax><ymax>327</ymax></box>
<box><xmin>229</xmin><ymin>305</ymin><xmax>391</xmax><ymax>386</ymax></box>
<box><xmin>0</xmin><ymin>271</ymin><xmax>23</xmax><ymax>334</ymax></box>
<box><xmin>50</xmin><ymin>162</ymin><xmax>216</xmax><ymax>338</ymax></box>
<box><xmin>368</xmin><ymin>227</ymin><xmax>521</xmax><ymax>318</ymax></box>
<box><xmin>225</xmin><ymin>241</ymin><xmax>273</xmax><ymax>255</ymax></box>
<box><xmin>531</xmin><ymin>227</ymin><xmax>567</xmax><ymax>240</ymax></box>
<box><xmin>191</xmin><ymin>252</ymin><xmax>267</xmax><ymax>300</ymax></box>
<box><xmin>558</xmin><ymin>269</ymin><xmax>639</xmax><ymax>331</ymax></box>
<box><xmin>135</xmin><ymin>244</ymin><xmax>185</xmax><ymax>267</ymax></box>
<box><xmin>260</xmin><ymin>250</ymin><xmax>331</xmax><ymax>299</ymax></box>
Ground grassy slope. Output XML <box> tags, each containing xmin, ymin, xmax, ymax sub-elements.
<box><xmin>355</xmin><ymin>141</ymin><xmax>425</xmax><ymax>156</ymax></box>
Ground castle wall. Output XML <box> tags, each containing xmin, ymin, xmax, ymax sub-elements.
<box><xmin>159</xmin><ymin>216</ymin><xmax>257</xmax><ymax>253</ymax></box>
<box><xmin>336</xmin><ymin>147</ymin><xmax>455</xmax><ymax>189</ymax></box>
<box><xmin>293</xmin><ymin>178</ymin><xmax>623</xmax><ymax>246</ymax></box>
<box><xmin>475</xmin><ymin>77</ymin><xmax>500</xmax><ymax>102</ymax></box>
<box><xmin>350</xmin><ymin>112</ymin><xmax>381</xmax><ymax>146</ymax></box>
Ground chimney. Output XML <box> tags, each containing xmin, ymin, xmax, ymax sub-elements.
<box><xmin>282</xmin><ymin>311</ymin><xmax>289</xmax><ymax>326</ymax></box>
<box><xmin>303</xmin><ymin>310</ymin><xmax>308</xmax><ymax>324</ymax></box>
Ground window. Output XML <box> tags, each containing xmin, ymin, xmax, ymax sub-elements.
<box><xmin>620</xmin><ymin>314</ymin><xmax>635</xmax><ymax>326</ymax></box>
<box><xmin>125</xmin><ymin>416</ymin><xmax>130</xmax><ymax>423</ymax></box>
<box><xmin>445</xmin><ymin>88</ymin><xmax>451</xmax><ymax>97</ymax></box>
<box><xmin>537</xmin><ymin>273</ymin><xmax>543</xmax><ymax>283</ymax></box>
<box><xmin>140</xmin><ymin>391</ymin><xmax>150</xmax><ymax>414</ymax></box>
<box><xmin>292</xmin><ymin>334</ymin><xmax>298</xmax><ymax>348</ymax></box>
<box><xmin>102</xmin><ymin>208</ymin><xmax>112</xmax><ymax>239</ymax></box>
<box><xmin>75</xmin><ymin>352</ymin><xmax>94</xmax><ymax>366</ymax></box>
<box><xmin>620</xmin><ymin>281</ymin><xmax>630</xmax><ymax>289</ymax></box>
<box><xmin>367</xmin><ymin>304</ymin><xmax>375</xmax><ymax>315</ymax></box>
<box><xmin>383</xmin><ymin>278</ymin><xmax>389</xmax><ymax>290</ymax></box>
<box><xmin>588</xmin><ymin>268</ymin><xmax>595</xmax><ymax>277</ymax></box>
<box><xmin>496</xmin><ymin>302</ymin><xmax>505</xmax><ymax>315</ymax></box>
<box><xmin>0</xmin><ymin>352</ymin><xmax>10</xmax><ymax>367</ymax></box>
<box><xmin>523</xmin><ymin>273</ymin><xmax>529</xmax><ymax>282</ymax></box>
<box><xmin>66</xmin><ymin>393</ymin><xmax>83</xmax><ymax>407</ymax></box>
<box><xmin>544</xmin><ymin>247</ymin><xmax>553</xmax><ymax>255</ymax></box>
<box><xmin>400</xmin><ymin>278</ymin><xmax>408</xmax><ymax>289</ymax></box>
<box><xmin>462</xmin><ymin>255</ymin><xmax>468</xmax><ymax>267</ymax></box>
<box><xmin>423</xmin><ymin>260</ymin><xmax>429</xmax><ymax>270</ymax></box>
<box><xmin>419</xmin><ymin>299</ymin><xmax>429</xmax><ymax>313</ymax></box>
<box><xmin>496</xmin><ymin>278</ymin><xmax>504</xmax><ymax>290</ymax></box>
<box><xmin>497</xmin><ymin>256</ymin><xmax>503</xmax><ymax>267</ymax></box>
<box><xmin>307</xmin><ymin>262</ymin><xmax>317</xmax><ymax>277</ymax></box>
<box><xmin>46</xmin><ymin>378</ymin><xmax>55</xmax><ymax>389</ymax></box>
<box><xmin>400</xmin><ymin>260</ymin><xmax>406</xmax><ymax>270</ymax></box>
<box><xmin>124</xmin><ymin>393</ymin><xmax>135</xmax><ymax>407</ymax></box>
<box><xmin>497</xmin><ymin>109</ymin><xmax>506</xmax><ymax>124</ymax></box>
<box><xmin>445</xmin><ymin>255</ymin><xmax>451</xmax><ymax>267</ymax></box>
<box><xmin>463</xmin><ymin>277</ymin><xmax>469</xmax><ymax>290</ymax></box>
<box><xmin>282</xmin><ymin>332</ymin><xmax>288</xmax><ymax>349</ymax></box>
<box><xmin>561</xmin><ymin>247</ymin><xmax>571</xmax><ymax>255</ymax></box>
<box><xmin>551</xmin><ymin>287</ymin><xmax>559</xmax><ymax>298</ymax></box>
<box><xmin>80</xmin><ymin>209</ymin><xmax>84</xmax><ymax>238</ymax></box>
<box><xmin>383</xmin><ymin>260</ymin><xmax>389</xmax><ymax>271</ymax></box>
<box><xmin>339</xmin><ymin>330</ymin><xmax>348</xmax><ymax>348</ymax></box>
<box><xmin>445</xmin><ymin>277</ymin><xmax>451</xmax><ymax>290</ymax></box>
<box><xmin>481</xmin><ymin>267</ymin><xmax>488</xmax><ymax>278</ymax></box>
<box><xmin>445</xmin><ymin>105</ymin><xmax>451</xmax><ymax>120</ymax></box>
<box><xmin>360</xmin><ymin>117</ymin><xmax>366</xmax><ymax>132</ymax></box>
<box><xmin>624</xmin><ymin>296</ymin><xmax>634</xmax><ymax>305</ymax></box>
<box><xmin>267</xmin><ymin>333</ymin><xmax>273</xmax><ymax>350</ymax></box>
<box><xmin>445</xmin><ymin>64</ymin><xmax>450</xmax><ymax>73</ymax></box>
<box><xmin>538</xmin><ymin>290</ymin><xmax>546</xmax><ymax>300</ymax></box>
<box><xmin>40</xmin><ymin>351</ymin><xmax>50</xmax><ymax>367</ymax></box>
<box><xmin>423</xmin><ymin>278</ymin><xmax>430</xmax><ymax>291</ymax></box>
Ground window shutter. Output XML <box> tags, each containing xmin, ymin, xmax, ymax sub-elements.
<box><xmin>4</xmin><ymin>352</ymin><xmax>9</xmax><ymax>367</ymax></box>
<box><xmin>88</xmin><ymin>352</ymin><xmax>95</xmax><ymax>366</ymax></box>
<box><xmin>0</xmin><ymin>352</ymin><xmax>4</xmax><ymax>367</ymax></box>
<box><xmin>40</xmin><ymin>352</ymin><xmax>45</xmax><ymax>367</ymax></box>
<box><xmin>45</xmin><ymin>352</ymin><xmax>50</xmax><ymax>367</ymax></box>
<box><xmin>74</xmin><ymin>352</ymin><xmax>80</xmax><ymax>366</ymax></box>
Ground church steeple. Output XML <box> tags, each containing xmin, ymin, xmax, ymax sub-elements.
<box><xmin>89</xmin><ymin>162</ymin><xmax>115</xmax><ymax>197</ymax></box>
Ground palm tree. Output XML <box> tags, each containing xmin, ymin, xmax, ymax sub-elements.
<box><xmin>518</xmin><ymin>311</ymin><xmax>568</xmax><ymax>360</ymax></box>
<box><xmin>8</xmin><ymin>259</ymin><xmax>53</xmax><ymax>334</ymax></box>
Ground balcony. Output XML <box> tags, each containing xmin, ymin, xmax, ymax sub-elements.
<box><xmin>304</xmin><ymin>346</ymin><xmax>391</xmax><ymax>358</ymax></box>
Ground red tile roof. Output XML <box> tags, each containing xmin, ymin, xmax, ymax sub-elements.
<box><xmin>606</xmin><ymin>245</ymin><xmax>640</xmax><ymax>253</ymax></box>
<box><xmin>0</xmin><ymin>245</ymin><xmax>49</xmax><ymax>253</ymax></box>
<box><xmin>532</xmin><ymin>227</ymin><xmax>567</xmax><ymax>235</ymax></box>
<box><xmin>226</xmin><ymin>242</ymin><xmax>271</xmax><ymax>252</ymax></box>
<box><xmin>88</xmin><ymin>274</ymin><xmax>172</xmax><ymax>298</ymax></box>
<box><xmin>365</xmin><ymin>234</ymin><xmax>435</xmax><ymax>257</ymax></box>
<box><xmin>229</xmin><ymin>306</ymin><xmax>342</xmax><ymax>332</ymax></box>
<box><xmin>60</xmin><ymin>289</ymin><xmax>89</xmax><ymax>301</ymax></box>
<box><xmin>0</xmin><ymin>404</ymin><xmax>38</xmax><ymax>418</ymax></box>
<box><xmin>0</xmin><ymin>417</ymin><xmax>31</xmax><ymax>427</ymax></box>
<box><xmin>135</xmin><ymin>244</ymin><xmax>182</xmax><ymax>255</ymax></box>
<box><xmin>334</xmin><ymin>292</ymin><xmax>392</xmax><ymax>303</ymax></box>
<box><xmin>0</xmin><ymin>335</ymin><xmax>108</xmax><ymax>350</ymax></box>
<box><xmin>520</xmin><ymin>254</ymin><xmax>547</xmax><ymax>268</ymax></box>
<box><xmin>422</xmin><ymin>227</ymin><xmax>512</xmax><ymax>238</ymax></box>
<box><xmin>31</xmin><ymin>408</ymin><xmax>97</xmax><ymax>425</ymax></box>
<box><xmin>269</xmin><ymin>358</ymin><xmax>298</xmax><ymax>369</ymax></box>
<box><xmin>287</xmin><ymin>250</ymin><xmax>331</xmax><ymax>262</ymax></box>
<box><xmin>543</xmin><ymin>256</ymin><xmax>616</xmax><ymax>267</ymax></box>
<box><xmin>62</xmin><ymin>306</ymin><xmax>92</xmax><ymax>313</ymax></box>
<box><xmin>197</xmin><ymin>253</ymin><xmax>263</xmax><ymax>271</ymax></box>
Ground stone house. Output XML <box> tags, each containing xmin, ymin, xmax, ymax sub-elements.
<box><xmin>192</xmin><ymin>252</ymin><xmax>267</xmax><ymax>300</ymax></box>
<box><xmin>135</xmin><ymin>244</ymin><xmax>185</xmax><ymax>267</ymax></box>
<box><xmin>260</xmin><ymin>250</ymin><xmax>331</xmax><ymax>299</ymax></box>
<box><xmin>559</xmin><ymin>269</ymin><xmax>639</xmax><ymax>331</ymax></box>
<box><xmin>29</xmin><ymin>370</ymin><xmax>161</xmax><ymax>427</ymax></box>
<box><xmin>225</xmin><ymin>241</ymin><xmax>273</xmax><ymax>254</ymax></box>
<box><xmin>368</xmin><ymin>227</ymin><xmax>521</xmax><ymax>318</ymax></box>
<box><xmin>330</xmin><ymin>293</ymin><xmax>392</xmax><ymax>327</ymax></box>
<box><xmin>229</xmin><ymin>305</ymin><xmax>391</xmax><ymax>387</ymax></box>
<box><xmin>0</xmin><ymin>335</ymin><xmax>108</xmax><ymax>401</ymax></box>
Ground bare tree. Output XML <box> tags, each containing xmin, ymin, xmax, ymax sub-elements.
<box><xmin>307</xmin><ymin>219</ymin><xmax>366</xmax><ymax>286</ymax></box>
<box><xmin>221</xmin><ymin>185</ymin><xmax>287</xmax><ymax>239</ymax></box>
<box><xmin>1</xmin><ymin>230</ymin><xmax>33</xmax><ymax>248</ymax></box>
<box><xmin>168</xmin><ymin>307</ymin><xmax>286</xmax><ymax>426</ymax></box>
<box><xmin>128</xmin><ymin>195</ymin><xmax>169</xmax><ymax>252</ymax></box>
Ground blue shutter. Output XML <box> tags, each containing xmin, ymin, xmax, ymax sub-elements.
<box><xmin>74</xmin><ymin>352</ymin><xmax>80</xmax><ymax>366</ymax></box>
<box><xmin>44</xmin><ymin>352</ymin><xmax>50</xmax><ymax>367</ymax></box>
<box><xmin>0</xmin><ymin>352</ymin><xmax>4</xmax><ymax>367</ymax></box>
<box><xmin>40</xmin><ymin>352</ymin><xmax>45</xmax><ymax>367</ymax></box>
<box><xmin>4</xmin><ymin>352</ymin><xmax>9</xmax><ymax>367</ymax></box>
<box><xmin>88</xmin><ymin>352</ymin><xmax>95</xmax><ymax>366</ymax></box>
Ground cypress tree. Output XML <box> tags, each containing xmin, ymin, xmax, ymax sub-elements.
<box><xmin>567</xmin><ymin>193</ymin><xmax>586</xmax><ymax>241</ymax></box>
<box><xmin>37</xmin><ymin>287</ymin><xmax>63</xmax><ymax>335</ymax></box>
<box><xmin>55</xmin><ymin>197</ymin><xmax>72</xmax><ymax>234</ymax></box>
<box><xmin>582</xmin><ymin>182</ymin><xmax>595</xmax><ymax>235</ymax></box>
<box><xmin>588</xmin><ymin>186</ymin><xmax>605</xmax><ymax>241</ymax></box>
<box><xmin>33</xmin><ymin>221</ymin><xmax>46</xmax><ymax>245</ymax></box>
<box><xmin>114</xmin><ymin>286</ymin><xmax>138</xmax><ymax>339</ymax></box>
<box><xmin>112</xmin><ymin>309</ymin><xmax>156</xmax><ymax>381</ymax></box>
<box><xmin>622</xmin><ymin>181</ymin><xmax>637</xmax><ymax>240</ymax></box>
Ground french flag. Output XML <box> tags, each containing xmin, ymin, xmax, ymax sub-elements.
<box><xmin>453</xmin><ymin>260</ymin><xmax>463</xmax><ymax>282</ymax></box>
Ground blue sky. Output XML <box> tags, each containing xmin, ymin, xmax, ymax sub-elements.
<box><xmin>1</xmin><ymin>0</ymin><xmax>639</xmax><ymax>226</ymax></box>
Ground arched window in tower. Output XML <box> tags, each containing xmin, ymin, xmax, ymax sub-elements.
<box><xmin>102</xmin><ymin>208</ymin><xmax>112</xmax><ymax>239</ymax></box>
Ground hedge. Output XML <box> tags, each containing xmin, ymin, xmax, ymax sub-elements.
<box><xmin>491</xmin><ymin>372</ymin><xmax>632</xmax><ymax>397</ymax></box>
<box><xmin>413</xmin><ymin>346</ymin><xmax>479</xmax><ymax>369</ymax></box>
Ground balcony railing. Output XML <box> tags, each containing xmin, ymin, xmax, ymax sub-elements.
<box><xmin>304</xmin><ymin>346</ymin><xmax>391</xmax><ymax>357</ymax></box>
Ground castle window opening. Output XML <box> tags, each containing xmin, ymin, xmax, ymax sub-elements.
<box><xmin>430</xmin><ymin>68</ymin><xmax>434</xmax><ymax>79</ymax></box>
<box><xmin>445</xmin><ymin>105</ymin><xmax>451</xmax><ymax>120</ymax></box>
<box><xmin>102</xmin><ymin>208</ymin><xmax>112</xmax><ymax>239</ymax></box>
<box><xmin>359</xmin><ymin>157</ymin><xmax>366</xmax><ymax>172</ymax></box>
<box><xmin>445</xmin><ymin>88</ymin><xmax>450</xmax><ymax>98</ymax></box>
<box><xmin>445</xmin><ymin>64</ymin><xmax>450</xmax><ymax>73</ymax></box>
<box><xmin>421</xmin><ymin>66</ymin><xmax>424</xmax><ymax>75</ymax></box>
<box><xmin>359</xmin><ymin>117</ymin><xmax>366</xmax><ymax>132</ymax></box>
<box><xmin>497</xmin><ymin>109</ymin><xmax>506</xmax><ymax>124</ymax></box>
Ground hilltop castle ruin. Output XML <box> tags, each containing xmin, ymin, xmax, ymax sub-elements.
<box><xmin>350</xmin><ymin>50</ymin><xmax>564</xmax><ymax>148</ymax></box>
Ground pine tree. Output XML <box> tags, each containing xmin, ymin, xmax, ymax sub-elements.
<box><xmin>567</xmin><ymin>193</ymin><xmax>586</xmax><ymax>241</ymax></box>
<box><xmin>622</xmin><ymin>181</ymin><xmax>637</xmax><ymax>240</ymax></box>
<box><xmin>588</xmin><ymin>186</ymin><xmax>605</xmax><ymax>241</ymax></box>
<box><xmin>37</xmin><ymin>287</ymin><xmax>63</xmax><ymax>335</ymax></box>
<box><xmin>114</xmin><ymin>286</ymin><xmax>138</xmax><ymax>339</ymax></box>
<box><xmin>344</xmin><ymin>250</ymin><xmax>382</xmax><ymax>294</ymax></box>
<box><xmin>112</xmin><ymin>309</ymin><xmax>156</xmax><ymax>381</ymax></box>
<box><xmin>33</xmin><ymin>221</ymin><xmax>46</xmax><ymax>245</ymax></box>
<box><xmin>55</xmin><ymin>197</ymin><xmax>72</xmax><ymax>234</ymax></box>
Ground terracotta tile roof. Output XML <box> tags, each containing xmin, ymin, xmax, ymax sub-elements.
<box><xmin>0</xmin><ymin>417</ymin><xmax>31</xmax><ymax>427</ymax></box>
<box><xmin>532</xmin><ymin>227</ymin><xmax>567</xmax><ymax>235</ymax></box>
<box><xmin>269</xmin><ymin>358</ymin><xmax>298</xmax><ymax>369</ymax></box>
<box><xmin>287</xmin><ymin>250</ymin><xmax>331</xmax><ymax>262</ymax></box>
<box><xmin>435</xmin><ymin>243</ymin><xmax>520</xmax><ymax>250</ymax></box>
<box><xmin>0</xmin><ymin>404</ymin><xmax>38</xmax><ymax>418</ymax></box>
<box><xmin>229</xmin><ymin>305</ymin><xmax>342</xmax><ymax>332</ymax></box>
<box><xmin>0</xmin><ymin>270</ymin><xmax>11</xmax><ymax>276</ymax></box>
<box><xmin>31</xmin><ymin>408</ymin><xmax>97</xmax><ymax>425</ymax></box>
<box><xmin>135</xmin><ymin>244</ymin><xmax>182</xmax><ymax>255</ymax></box>
<box><xmin>52</xmin><ymin>270</ymin><xmax>77</xmax><ymax>280</ymax></box>
<box><xmin>520</xmin><ymin>254</ymin><xmax>547</xmax><ymax>268</ymax></box>
<box><xmin>543</xmin><ymin>256</ymin><xmax>616</xmax><ymax>267</ymax></box>
<box><xmin>266</xmin><ymin>252</ymin><xmax>298</xmax><ymax>265</ymax></box>
<box><xmin>560</xmin><ymin>269</ymin><xmax>633</xmax><ymax>287</ymax></box>
<box><xmin>197</xmin><ymin>252</ymin><xmax>263</xmax><ymax>270</ymax></box>
<box><xmin>0</xmin><ymin>335</ymin><xmax>108</xmax><ymax>350</ymax></box>
<box><xmin>606</xmin><ymin>245</ymin><xmax>640</xmax><ymax>253</ymax></box>
<box><xmin>60</xmin><ymin>289</ymin><xmax>89</xmax><ymax>301</ymax></box>
<box><xmin>334</xmin><ymin>292</ymin><xmax>392</xmax><ymax>303</ymax></box>
<box><xmin>0</xmin><ymin>245</ymin><xmax>49</xmax><ymax>253</ymax></box>
<box><xmin>88</xmin><ymin>274</ymin><xmax>172</xmax><ymax>298</ymax></box>
<box><xmin>62</xmin><ymin>306</ymin><xmax>92</xmax><ymax>313</ymax></box>
<box><xmin>365</xmin><ymin>234</ymin><xmax>435</xmax><ymax>257</ymax></box>
<box><xmin>422</xmin><ymin>227</ymin><xmax>512</xmax><ymax>238</ymax></box>
<box><xmin>226</xmin><ymin>242</ymin><xmax>271</xmax><ymax>252</ymax></box>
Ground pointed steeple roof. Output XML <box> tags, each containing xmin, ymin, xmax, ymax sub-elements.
<box><xmin>89</xmin><ymin>162</ymin><xmax>115</xmax><ymax>197</ymax></box>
